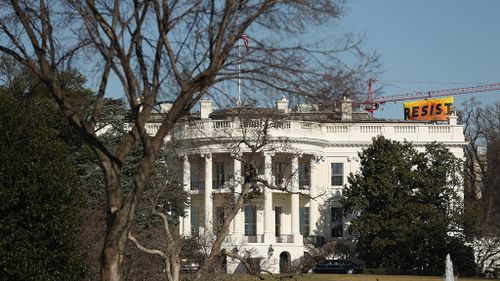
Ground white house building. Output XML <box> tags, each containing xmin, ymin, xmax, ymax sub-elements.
<box><xmin>146</xmin><ymin>97</ymin><xmax>467</xmax><ymax>274</ymax></box>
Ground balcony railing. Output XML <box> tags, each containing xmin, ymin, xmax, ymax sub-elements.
<box><xmin>212</xmin><ymin>180</ymin><xmax>225</xmax><ymax>189</ymax></box>
<box><xmin>166</xmin><ymin>117</ymin><xmax>465</xmax><ymax>148</ymax></box>
<box><xmin>303</xmin><ymin>235</ymin><xmax>326</xmax><ymax>247</ymax></box>
<box><xmin>190</xmin><ymin>181</ymin><xmax>205</xmax><ymax>190</ymax></box>
<box><xmin>243</xmin><ymin>235</ymin><xmax>264</xmax><ymax>243</ymax></box>
<box><xmin>299</xmin><ymin>180</ymin><xmax>310</xmax><ymax>190</ymax></box>
<box><xmin>276</xmin><ymin>234</ymin><xmax>294</xmax><ymax>243</ymax></box>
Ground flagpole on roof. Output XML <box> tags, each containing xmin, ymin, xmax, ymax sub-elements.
<box><xmin>237</xmin><ymin>41</ymin><xmax>241</xmax><ymax>107</ymax></box>
<box><xmin>237</xmin><ymin>34</ymin><xmax>249</xmax><ymax>107</ymax></box>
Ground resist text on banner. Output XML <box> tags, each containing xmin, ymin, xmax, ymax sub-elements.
<box><xmin>403</xmin><ymin>97</ymin><xmax>454</xmax><ymax>121</ymax></box>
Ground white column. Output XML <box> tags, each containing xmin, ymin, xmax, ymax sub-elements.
<box><xmin>232</xmin><ymin>158</ymin><xmax>243</xmax><ymax>240</ymax></box>
<box><xmin>309</xmin><ymin>156</ymin><xmax>319</xmax><ymax>236</ymax></box>
<box><xmin>264</xmin><ymin>152</ymin><xmax>275</xmax><ymax>243</ymax></box>
<box><xmin>291</xmin><ymin>155</ymin><xmax>302</xmax><ymax>243</ymax></box>
<box><xmin>204</xmin><ymin>153</ymin><xmax>213</xmax><ymax>235</ymax></box>
<box><xmin>182</xmin><ymin>155</ymin><xmax>191</xmax><ymax>237</ymax></box>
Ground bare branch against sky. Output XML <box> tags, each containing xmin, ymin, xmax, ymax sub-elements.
<box><xmin>0</xmin><ymin>1</ymin><xmax>376</xmax><ymax>280</ymax></box>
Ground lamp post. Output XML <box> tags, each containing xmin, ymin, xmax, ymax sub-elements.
<box><xmin>231</xmin><ymin>245</ymin><xmax>239</xmax><ymax>261</ymax></box>
<box><xmin>267</xmin><ymin>245</ymin><xmax>274</xmax><ymax>259</ymax></box>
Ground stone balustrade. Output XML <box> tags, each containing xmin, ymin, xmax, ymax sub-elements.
<box><xmin>158</xmin><ymin>119</ymin><xmax>465</xmax><ymax>144</ymax></box>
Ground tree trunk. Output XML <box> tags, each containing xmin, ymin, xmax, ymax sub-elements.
<box><xmin>172</xmin><ymin>262</ymin><xmax>180</xmax><ymax>281</ymax></box>
<box><xmin>100</xmin><ymin>157</ymin><xmax>154</xmax><ymax>281</ymax></box>
<box><xmin>101</xmin><ymin>247</ymin><xmax>120</xmax><ymax>281</ymax></box>
<box><xmin>101</xmin><ymin>209</ymin><xmax>130</xmax><ymax>281</ymax></box>
<box><xmin>165</xmin><ymin>255</ymin><xmax>181</xmax><ymax>281</ymax></box>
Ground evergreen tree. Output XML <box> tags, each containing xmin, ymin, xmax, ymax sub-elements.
<box><xmin>0</xmin><ymin>92</ymin><xmax>86</xmax><ymax>281</ymax></box>
<box><xmin>343</xmin><ymin>136</ymin><xmax>475</xmax><ymax>275</ymax></box>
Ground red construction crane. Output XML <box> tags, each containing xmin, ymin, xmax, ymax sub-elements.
<box><xmin>361</xmin><ymin>78</ymin><xmax>500</xmax><ymax>114</ymax></box>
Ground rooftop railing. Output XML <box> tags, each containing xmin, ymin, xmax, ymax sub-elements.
<box><xmin>162</xmin><ymin>119</ymin><xmax>464</xmax><ymax>143</ymax></box>
<box><xmin>190</xmin><ymin>181</ymin><xmax>205</xmax><ymax>190</ymax></box>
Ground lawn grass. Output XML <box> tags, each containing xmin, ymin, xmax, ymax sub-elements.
<box><xmin>291</xmin><ymin>274</ymin><xmax>490</xmax><ymax>281</ymax></box>
<box><xmin>224</xmin><ymin>274</ymin><xmax>493</xmax><ymax>281</ymax></box>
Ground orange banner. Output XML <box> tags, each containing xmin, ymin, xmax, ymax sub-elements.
<box><xmin>403</xmin><ymin>97</ymin><xmax>454</xmax><ymax>121</ymax></box>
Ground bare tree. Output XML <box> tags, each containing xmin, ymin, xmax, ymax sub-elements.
<box><xmin>0</xmin><ymin>1</ymin><xmax>376</xmax><ymax>280</ymax></box>
<box><xmin>127</xmin><ymin>112</ymin><xmax>328</xmax><ymax>281</ymax></box>
<box><xmin>472</xmin><ymin>232</ymin><xmax>500</xmax><ymax>276</ymax></box>
<box><xmin>459</xmin><ymin>98</ymin><xmax>500</xmax><ymax>275</ymax></box>
<box><xmin>126</xmin><ymin>115</ymin><xmax>275</xmax><ymax>281</ymax></box>
<box><xmin>460</xmin><ymin>98</ymin><xmax>500</xmax><ymax>228</ymax></box>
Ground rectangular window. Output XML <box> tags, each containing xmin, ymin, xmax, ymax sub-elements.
<box><xmin>244</xmin><ymin>204</ymin><xmax>256</xmax><ymax>236</ymax></box>
<box><xmin>273</xmin><ymin>161</ymin><xmax>285</xmax><ymax>186</ymax></box>
<box><xmin>299</xmin><ymin>162</ymin><xmax>311</xmax><ymax>189</ymax></box>
<box><xmin>191</xmin><ymin>207</ymin><xmax>199</xmax><ymax>237</ymax></box>
<box><xmin>216</xmin><ymin>207</ymin><xmax>225</xmax><ymax>231</ymax></box>
<box><xmin>331</xmin><ymin>207</ymin><xmax>343</xmax><ymax>238</ymax></box>
<box><xmin>300</xmin><ymin>207</ymin><xmax>310</xmax><ymax>236</ymax></box>
<box><xmin>190</xmin><ymin>163</ymin><xmax>199</xmax><ymax>180</ymax></box>
<box><xmin>190</xmin><ymin>164</ymin><xmax>204</xmax><ymax>190</ymax></box>
<box><xmin>275</xmin><ymin>207</ymin><xmax>282</xmax><ymax>236</ymax></box>
<box><xmin>215</xmin><ymin>162</ymin><xmax>225</xmax><ymax>187</ymax></box>
<box><xmin>331</xmin><ymin>163</ymin><xmax>344</xmax><ymax>186</ymax></box>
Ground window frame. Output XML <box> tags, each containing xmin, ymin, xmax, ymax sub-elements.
<box><xmin>330</xmin><ymin>207</ymin><xmax>343</xmax><ymax>238</ymax></box>
<box><xmin>244</xmin><ymin>204</ymin><xmax>257</xmax><ymax>236</ymax></box>
<box><xmin>275</xmin><ymin>206</ymin><xmax>282</xmax><ymax>236</ymax></box>
<box><xmin>299</xmin><ymin>161</ymin><xmax>311</xmax><ymax>189</ymax></box>
<box><xmin>191</xmin><ymin>207</ymin><xmax>199</xmax><ymax>237</ymax></box>
<box><xmin>300</xmin><ymin>207</ymin><xmax>310</xmax><ymax>236</ymax></box>
<box><xmin>330</xmin><ymin>162</ymin><xmax>344</xmax><ymax>186</ymax></box>
<box><xmin>273</xmin><ymin>161</ymin><xmax>285</xmax><ymax>186</ymax></box>
<box><xmin>216</xmin><ymin>206</ymin><xmax>225</xmax><ymax>231</ymax></box>
<box><xmin>215</xmin><ymin>161</ymin><xmax>225</xmax><ymax>187</ymax></box>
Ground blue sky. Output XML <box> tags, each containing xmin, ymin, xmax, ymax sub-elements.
<box><xmin>337</xmin><ymin>0</ymin><xmax>500</xmax><ymax>119</ymax></box>
<box><xmin>104</xmin><ymin>1</ymin><xmax>500</xmax><ymax>119</ymax></box>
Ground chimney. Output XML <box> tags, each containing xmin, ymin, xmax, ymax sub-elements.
<box><xmin>448</xmin><ymin>111</ymin><xmax>458</xmax><ymax>125</ymax></box>
<box><xmin>200</xmin><ymin>99</ymin><xmax>212</xmax><ymax>119</ymax></box>
<box><xmin>340</xmin><ymin>96</ymin><xmax>352</xmax><ymax>121</ymax></box>
<box><xmin>276</xmin><ymin>97</ymin><xmax>289</xmax><ymax>112</ymax></box>
<box><xmin>159</xmin><ymin>103</ymin><xmax>172</xmax><ymax>113</ymax></box>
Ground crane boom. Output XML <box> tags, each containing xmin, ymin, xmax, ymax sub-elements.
<box><xmin>359</xmin><ymin>80</ymin><xmax>500</xmax><ymax>114</ymax></box>
<box><xmin>373</xmin><ymin>83</ymin><xmax>500</xmax><ymax>104</ymax></box>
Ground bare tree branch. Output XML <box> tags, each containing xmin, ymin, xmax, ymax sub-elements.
<box><xmin>128</xmin><ymin>233</ymin><xmax>166</xmax><ymax>259</ymax></box>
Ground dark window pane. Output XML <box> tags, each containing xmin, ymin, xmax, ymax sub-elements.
<box><xmin>300</xmin><ymin>207</ymin><xmax>310</xmax><ymax>236</ymax></box>
<box><xmin>331</xmin><ymin>207</ymin><xmax>343</xmax><ymax>238</ymax></box>
<box><xmin>299</xmin><ymin>162</ymin><xmax>310</xmax><ymax>188</ymax></box>
<box><xmin>275</xmin><ymin>207</ymin><xmax>281</xmax><ymax>236</ymax></box>
<box><xmin>332</xmin><ymin>176</ymin><xmax>343</xmax><ymax>186</ymax></box>
<box><xmin>244</xmin><ymin>204</ymin><xmax>256</xmax><ymax>236</ymax></box>
<box><xmin>331</xmin><ymin>163</ymin><xmax>344</xmax><ymax>186</ymax></box>
<box><xmin>191</xmin><ymin>207</ymin><xmax>199</xmax><ymax>237</ymax></box>
<box><xmin>216</xmin><ymin>207</ymin><xmax>225</xmax><ymax>231</ymax></box>
<box><xmin>273</xmin><ymin>162</ymin><xmax>285</xmax><ymax>185</ymax></box>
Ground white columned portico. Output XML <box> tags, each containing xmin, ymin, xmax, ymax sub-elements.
<box><xmin>204</xmin><ymin>153</ymin><xmax>213</xmax><ymax>235</ymax></box>
<box><xmin>232</xmin><ymin>157</ymin><xmax>243</xmax><ymax>241</ymax></box>
<box><xmin>264</xmin><ymin>152</ymin><xmax>275</xmax><ymax>243</ymax></box>
<box><xmin>182</xmin><ymin>155</ymin><xmax>191</xmax><ymax>237</ymax></box>
<box><xmin>291</xmin><ymin>155</ymin><xmax>302</xmax><ymax>243</ymax></box>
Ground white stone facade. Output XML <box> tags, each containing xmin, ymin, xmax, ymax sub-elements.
<box><xmin>149</xmin><ymin>99</ymin><xmax>467</xmax><ymax>274</ymax></box>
